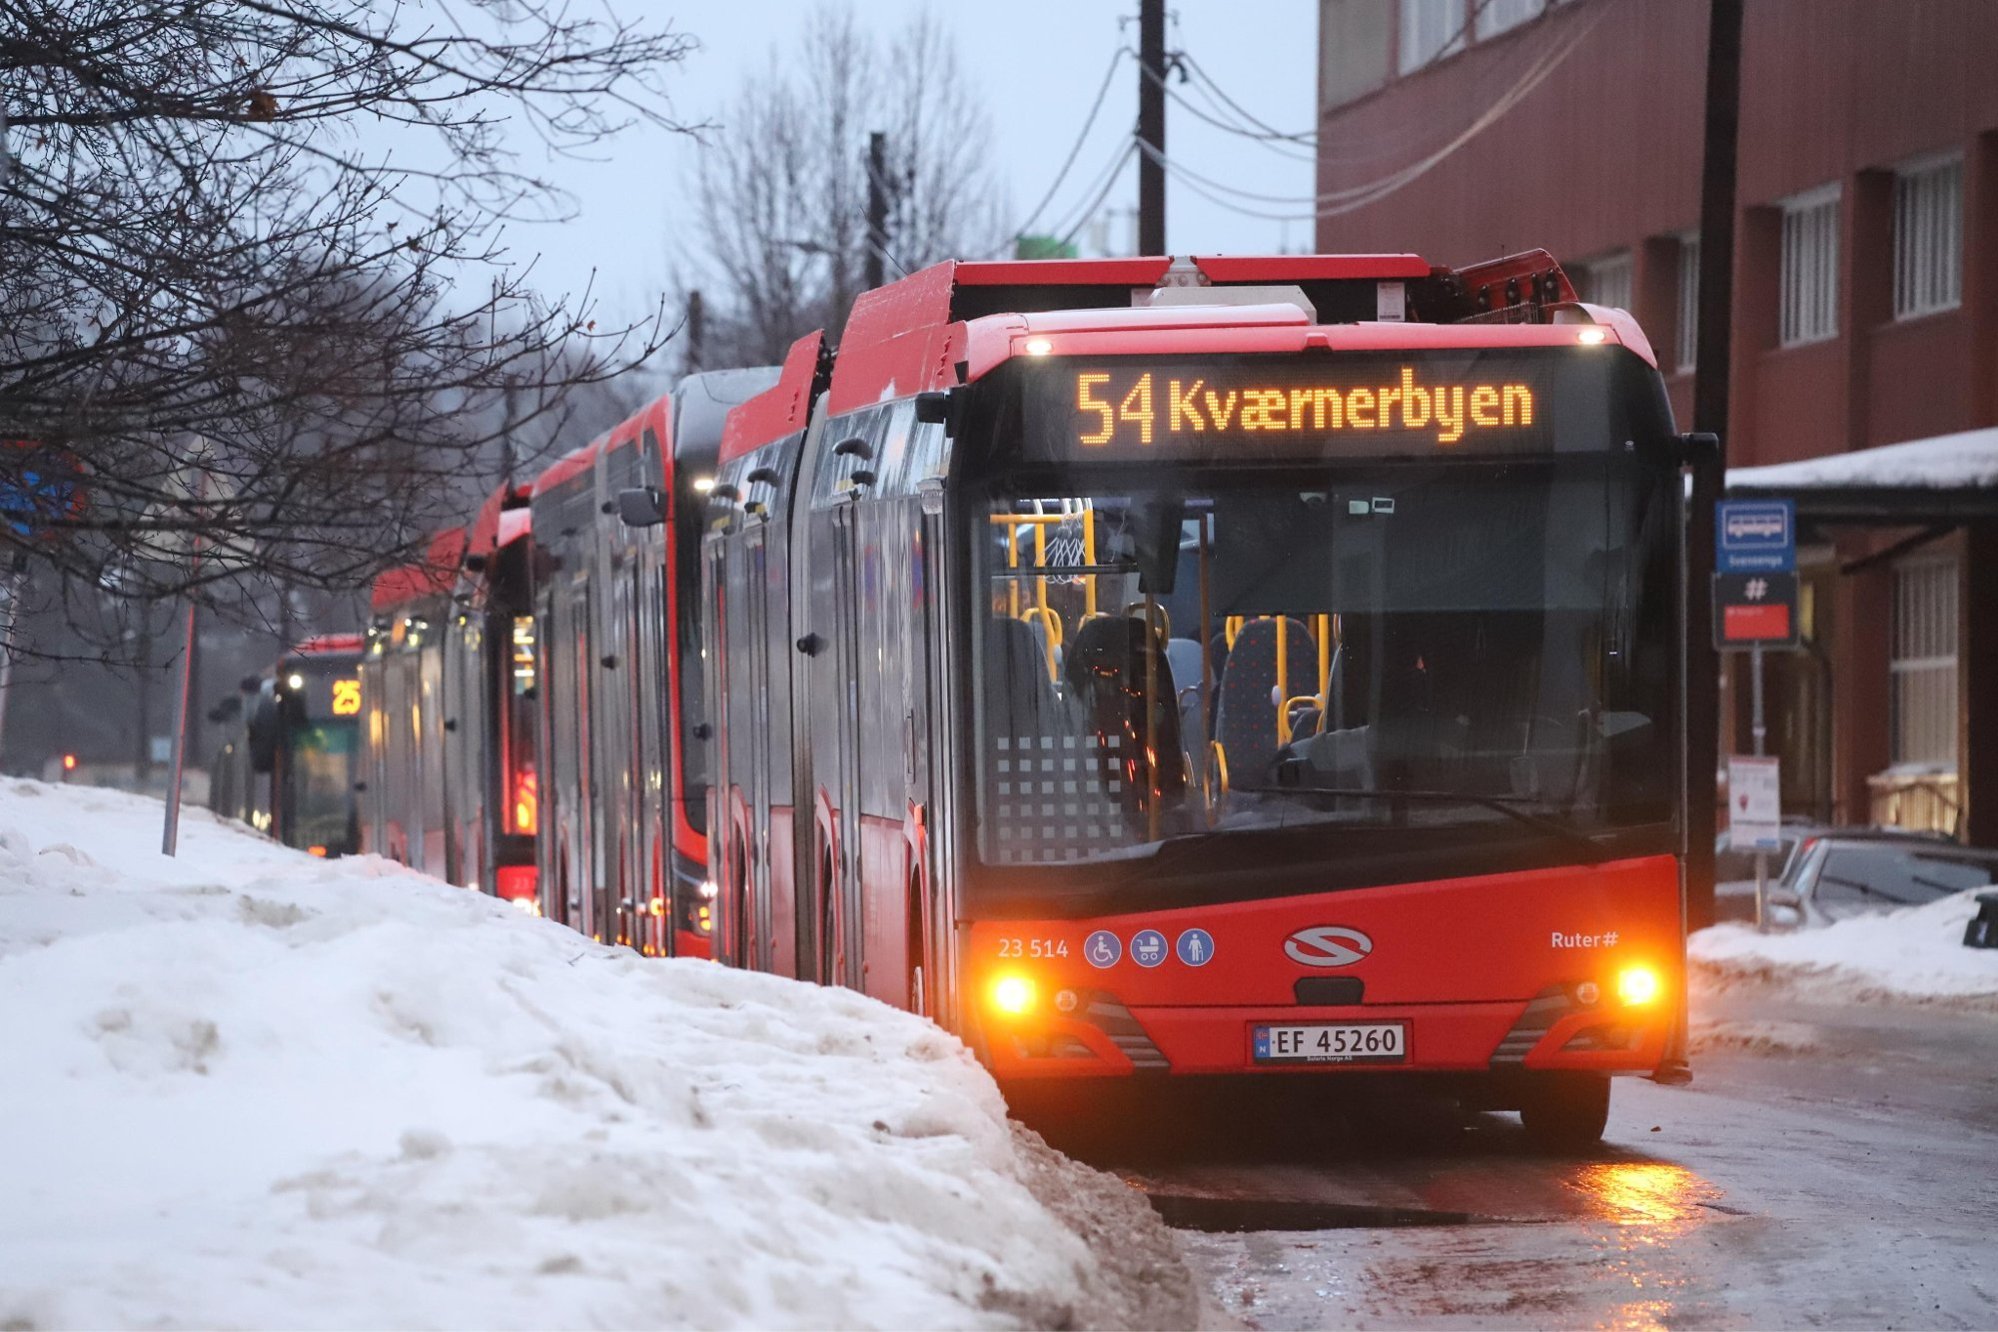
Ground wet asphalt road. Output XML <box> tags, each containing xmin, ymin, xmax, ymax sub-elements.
<box><xmin>1026</xmin><ymin>981</ymin><xmax>1998</xmax><ymax>1329</ymax></box>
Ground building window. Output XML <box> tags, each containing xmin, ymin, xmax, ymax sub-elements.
<box><xmin>1675</xmin><ymin>233</ymin><xmax>1700</xmax><ymax>373</ymax></box>
<box><xmin>1894</xmin><ymin>154</ymin><xmax>1963</xmax><ymax>320</ymax></box>
<box><xmin>1577</xmin><ymin>251</ymin><xmax>1632</xmax><ymax>313</ymax></box>
<box><xmin>1779</xmin><ymin>185</ymin><xmax>1840</xmax><ymax>347</ymax></box>
<box><xmin>1476</xmin><ymin>0</ymin><xmax>1546</xmax><ymax>39</ymax></box>
<box><xmin>1400</xmin><ymin>0</ymin><xmax>1466</xmax><ymax>74</ymax></box>
<box><xmin>1890</xmin><ymin>559</ymin><xmax>1958</xmax><ymax>770</ymax></box>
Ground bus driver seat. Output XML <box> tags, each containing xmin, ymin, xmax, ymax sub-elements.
<box><xmin>1064</xmin><ymin>615</ymin><xmax>1187</xmax><ymax>822</ymax></box>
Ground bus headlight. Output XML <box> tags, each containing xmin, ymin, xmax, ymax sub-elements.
<box><xmin>989</xmin><ymin>974</ymin><xmax>1037</xmax><ymax>1018</ymax></box>
<box><xmin>1616</xmin><ymin>964</ymin><xmax>1663</xmax><ymax>1007</ymax></box>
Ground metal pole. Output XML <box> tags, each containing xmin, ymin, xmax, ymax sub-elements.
<box><xmin>1686</xmin><ymin>0</ymin><xmax>1744</xmax><ymax>934</ymax></box>
<box><xmin>162</xmin><ymin>599</ymin><xmax>196</xmax><ymax>855</ymax></box>
<box><xmin>864</xmin><ymin>132</ymin><xmax>889</xmax><ymax>292</ymax></box>
<box><xmin>1751</xmin><ymin>642</ymin><xmax>1768</xmax><ymax>931</ymax></box>
<box><xmin>1137</xmin><ymin>0</ymin><xmax>1167</xmax><ymax>255</ymax></box>
<box><xmin>162</xmin><ymin>465</ymin><xmax>206</xmax><ymax>855</ymax></box>
<box><xmin>0</xmin><ymin>559</ymin><xmax>25</xmax><ymax>767</ymax></box>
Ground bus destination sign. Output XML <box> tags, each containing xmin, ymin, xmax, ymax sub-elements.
<box><xmin>1076</xmin><ymin>366</ymin><xmax>1537</xmax><ymax>450</ymax></box>
<box><xmin>1037</xmin><ymin>351</ymin><xmax>1585</xmax><ymax>463</ymax></box>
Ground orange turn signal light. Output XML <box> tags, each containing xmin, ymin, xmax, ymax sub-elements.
<box><xmin>1616</xmin><ymin>964</ymin><xmax>1663</xmax><ymax>1007</ymax></box>
<box><xmin>989</xmin><ymin>974</ymin><xmax>1037</xmax><ymax>1017</ymax></box>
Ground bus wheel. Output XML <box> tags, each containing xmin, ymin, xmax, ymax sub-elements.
<box><xmin>1518</xmin><ymin>1072</ymin><xmax>1611</xmax><ymax>1151</ymax></box>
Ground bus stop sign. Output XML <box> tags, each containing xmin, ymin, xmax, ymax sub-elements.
<box><xmin>1714</xmin><ymin>571</ymin><xmax>1800</xmax><ymax>649</ymax></box>
<box><xmin>1716</xmin><ymin>499</ymin><xmax>1795</xmax><ymax>572</ymax></box>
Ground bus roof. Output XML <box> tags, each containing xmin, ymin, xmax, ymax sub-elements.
<box><xmin>369</xmin><ymin>527</ymin><xmax>466</xmax><ymax>613</ymax></box>
<box><xmin>818</xmin><ymin>250</ymin><xmax>1624</xmax><ymax>416</ymax></box>
<box><xmin>285</xmin><ymin>633</ymin><xmax>364</xmax><ymax>659</ymax></box>
<box><xmin>719</xmin><ymin>332</ymin><xmax>825</xmax><ymax>465</ymax></box>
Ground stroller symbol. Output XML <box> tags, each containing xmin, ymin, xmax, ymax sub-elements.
<box><xmin>1132</xmin><ymin>929</ymin><xmax>1167</xmax><ymax>967</ymax></box>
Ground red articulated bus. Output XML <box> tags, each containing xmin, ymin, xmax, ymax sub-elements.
<box><xmin>211</xmin><ymin>633</ymin><xmax>366</xmax><ymax>857</ymax></box>
<box><xmin>352</xmin><ymin>369</ymin><xmax>777</xmax><ymax>942</ymax></box>
<box><xmin>523</xmin><ymin>368</ymin><xmax>778</xmax><ymax>955</ymax></box>
<box><xmin>695</xmin><ymin>253</ymin><xmax>1700</xmax><ymax>1145</ymax></box>
<box><xmin>359</xmin><ymin>486</ymin><xmax>539</xmax><ymax>906</ymax></box>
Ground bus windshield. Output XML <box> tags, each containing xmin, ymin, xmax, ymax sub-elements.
<box><xmin>972</xmin><ymin>456</ymin><xmax>1678</xmax><ymax>868</ymax></box>
<box><xmin>287</xmin><ymin>719</ymin><xmax>359</xmax><ymax>854</ymax></box>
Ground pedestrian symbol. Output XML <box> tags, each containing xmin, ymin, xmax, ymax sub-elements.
<box><xmin>1131</xmin><ymin>929</ymin><xmax>1167</xmax><ymax>967</ymax></box>
<box><xmin>1084</xmin><ymin>930</ymin><xmax>1122</xmax><ymax>968</ymax></box>
<box><xmin>1175</xmin><ymin>928</ymin><xmax>1215</xmax><ymax>967</ymax></box>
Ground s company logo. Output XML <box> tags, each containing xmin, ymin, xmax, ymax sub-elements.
<box><xmin>1283</xmin><ymin>926</ymin><xmax>1373</xmax><ymax>968</ymax></box>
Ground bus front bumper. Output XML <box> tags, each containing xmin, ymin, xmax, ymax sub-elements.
<box><xmin>977</xmin><ymin>987</ymin><xmax>1673</xmax><ymax>1081</ymax></box>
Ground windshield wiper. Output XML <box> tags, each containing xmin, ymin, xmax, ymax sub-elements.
<box><xmin>1084</xmin><ymin>790</ymin><xmax>1610</xmax><ymax>899</ymax></box>
<box><xmin>1295</xmin><ymin>788</ymin><xmax>1613</xmax><ymax>863</ymax></box>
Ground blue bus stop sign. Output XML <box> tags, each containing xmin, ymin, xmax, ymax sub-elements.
<box><xmin>0</xmin><ymin>442</ymin><xmax>85</xmax><ymax>540</ymax></box>
<box><xmin>1716</xmin><ymin>499</ymin><xmax>1795</xmax><ymax>573</ymax></box>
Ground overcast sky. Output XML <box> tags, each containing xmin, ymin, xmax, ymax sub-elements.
<box><xmin>499</xmin><ymin>1</ymin><xmax>1318</xmax><ymax>324</ymax></box>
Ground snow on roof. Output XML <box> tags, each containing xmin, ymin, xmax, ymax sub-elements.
<box><xmin>1729</xmin><ymin>426</ymin><xmax>1998</xmax><ymax>493</ymax></box>
<box><xmin>0</xmin><ymin>781</ymin><xmax>1192</xmax><ymax>1329</ymax></box>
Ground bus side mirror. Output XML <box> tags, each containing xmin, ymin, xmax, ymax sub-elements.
<box><xmin>1677</xmin><ymin>430</ymin><xmax>1720</xmax><ymax>466</ymax></box>
<box><xmin>914</xmin><ymin>389</ymin><xmax>960</xmax><ymax>433</ymax></box>
<box><xmin>616</xmin><ymin>487</ymin><xmax>667</xmax><ymax>528</ymax></box>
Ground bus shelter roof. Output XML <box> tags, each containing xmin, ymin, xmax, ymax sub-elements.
<box><xmin>1727</xmin><ymin>426</ymin><xmax>1998</xmax><ymax>522</ymax></box>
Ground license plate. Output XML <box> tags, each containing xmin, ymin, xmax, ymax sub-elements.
<box><xmin>1253</xmin><ymin>1021</ymin><xmax>1407</xmax><ymax>1065</ymax></box>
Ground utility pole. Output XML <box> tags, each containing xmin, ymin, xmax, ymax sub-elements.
<box><xmin>685</xmin><ymin>290</ymin><xmax>705</xmax><ymax>376</ymax></box>
<box><xmin>500</xmin><ymin>374</ymin><xmax>520</xmax><ymax>493</ymax></box>
<box><xmin>1686</xmin><ymin>0</ymin><xmax>1744</xmax><ymax>933</ymax></box>
<box><xmin>864</xmin><ymin>132</ymin><xmax>889</xmax><ymax>292</ymax></box>
<box><xmin>1137</xmin><ymin>0</ymin><xmax>1167</xmax><ymax>256</ymax></box>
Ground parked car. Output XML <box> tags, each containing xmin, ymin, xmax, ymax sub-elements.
<box><xmin>1767</xmin><ymin>835</ymin><xmax>1998</xmax><ymax>929</ymax></box>
<box><xmin>1714</xmin><ymin>826</ymin><xmax>1957</xmax><ymax>924</ymax></box>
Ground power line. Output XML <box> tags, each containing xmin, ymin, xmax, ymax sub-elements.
<box><xmin>1142</xmin><ymin>66</ymin><xmax>1318</xmax><ymax>164</ymax></box>
<box><xmin>1166</xmin><ymin>0</ymin><xmax>1518</xmax><ymax>157</ymax></box>
<box><xmin>1143</xmin><ymin>0</ymin><xmax>1609</xmax><ymax>223</ymax></box>
<box><xmin>1058</xmin><ymin>141</ymin><xmax>1137</xmax><ymax>248</ymax></box>
<box><xmin>1172</xmin><ymin>50</ymin><xmax>1316</xmax><ymax>145</ymax></box>
<box><xmin>1045</xmin><ymin>132</ymin><xmax>1139</xmax><ymax>240</ymax></box>
<box><xmin>1010</xmin><ymin>46</ymin><xmax>1130</xmax><ymax>241</ymax></box>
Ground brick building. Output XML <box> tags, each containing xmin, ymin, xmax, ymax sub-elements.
<box><xmin>1314</xmin><ymin>0</ymin><xmax>1997</xmax><ymax>845</ymax></box>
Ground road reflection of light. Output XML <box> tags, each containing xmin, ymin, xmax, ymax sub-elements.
<box><xmin>1567</xmin><ymin>1163</ymin><xmax>1720</xmax><ymax>1331</ymax></box>
<box><xmin>1570</xmin><ymin>1161</ymin><xmax>1714</xmax><ymax>1229</ymax></box>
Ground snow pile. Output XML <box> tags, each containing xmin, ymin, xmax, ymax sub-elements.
<box><xmin>1728</xmin><ymin>425</ymin><xmax>1998</xmax><ymax>492</ymax></box>
<box><xmin>1691</xmin><ymin>888</ymin><xmax>1998</xmax><ymax>1006</ymax></box>
<box><xmin>1686</xmin><ymin>1017</ymin><xmax>1822</xmax><ymax>1056</ymax></box>
<box><xmin>0</xmin><ymin>781</ymin><xmax>1193</xmax><ymax>1330</ymax></box>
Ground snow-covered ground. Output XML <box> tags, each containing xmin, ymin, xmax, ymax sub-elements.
<box><xmin>0</xmin><ymin>781</ymin><xmax>1194</xmax><ymax>1331</ymax></box>
<box><xmin>1691</xmin><ymin>887</ymin><xmax>1998</xmax><ymax>1007</ymax></box>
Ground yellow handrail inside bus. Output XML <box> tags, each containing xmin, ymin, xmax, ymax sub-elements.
<box><xmin>1082</xmin><ymin>503</ymin><xmax>1097</xmax><ymax>618</ymax></box>
<box><xmin>1316</xmin><ymin>613</ymin><xmax>1331</xmax><ymax>721</ymax></box>
<box><xmin>1204</xmin><ymin>739</ymin><xmax>1230</xmax><ymax>825</ymax></box>
<box><xmin>1275</xmin><ymin>616</ymin><xmax>1290</xmax><ymax>744</ymax></box>
<box><xmin>1018</xmin><ymin>605</ymin><xmax>1062</xmax><ymax>681</ymax></box>
<box><xmin>1003</xmin><ymin>517</ymin><xmax>1020</xmax><ymax>618</ymax></box>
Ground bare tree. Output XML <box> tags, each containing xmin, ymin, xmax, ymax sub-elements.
<box><xmin>0</xmin><ymin>0</ymin><xmax>697</xmax><ymax>660</ymax></box>
<box><xmin>683</xmin><ymin>5</ymin><xmax>1007</xmax><ymax>367</ymax></box>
